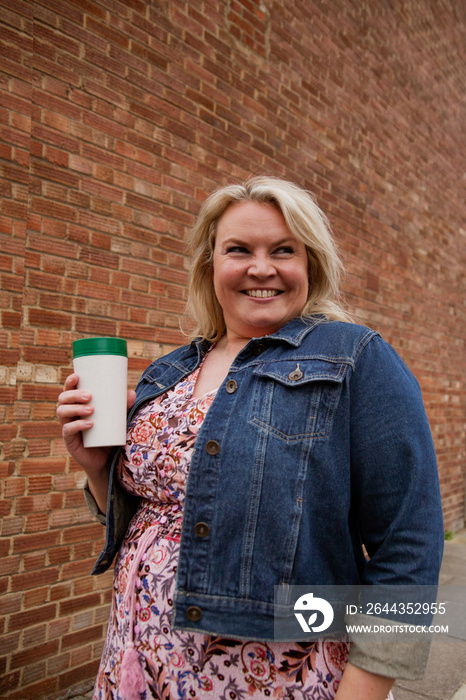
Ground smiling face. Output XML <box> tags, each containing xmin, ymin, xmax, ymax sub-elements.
<box><xmin>212</xmin><ymin>201</ymin><xmax>309</xmax><ymax>341</ymax></box>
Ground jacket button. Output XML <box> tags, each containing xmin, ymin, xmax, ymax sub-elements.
<box><xmin>205</xmin><ymin>440</ymin><xmax>219</xmax><ymax>455</ymax></box>
<box><xmin>186</xmin><ymin>605</ymin><xmax>202</xmax><ymax>622</ymax></box>
<box><xmin>253</xmin><ymin>344</ymin><xmax>266</xmax><ymax>355</ymax></box>
<box><xmin>194</xmin><ymin>522</ymin><xmax>210</xmax><ymax>538</ymax></box>
<box><xmin>288</xmin><ymin>364</ymin><xmax>303</xmax><ymax>381</ymax></box>
<box><xmin>226</xmin><ymin>379</ymin><xmax>237</xmax><ymax>393</ymax></box>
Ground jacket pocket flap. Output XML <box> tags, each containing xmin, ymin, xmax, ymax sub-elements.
<box><xmin>139</xmin><ymin>362</ymin><xmax>180</xmax><ymax>388</ymax></box>
<box><xmin>253</xmin><ymin>359</ymin><xmax>348</xmax><ymax>386</ymax></box>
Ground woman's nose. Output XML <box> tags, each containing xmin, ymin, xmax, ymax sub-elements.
<box><xmin>248</xmin><ymin>255</ymin><xmax>276</xmax><ymax>277</ymax></box>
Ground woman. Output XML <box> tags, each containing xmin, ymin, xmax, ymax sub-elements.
<box><xmin>58</xmin><ymin>177</ymin><xmax>444</xmax><ymax>700</ymax></box>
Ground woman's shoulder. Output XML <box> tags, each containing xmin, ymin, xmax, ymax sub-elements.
<box><xmin>308</xmin><ymin>318</ymin><xmax>418</xmax><ymax>386</ymax></box>
<box><xmin>297</xmin><ymin>316</ymin><xmax>381</xmax><ymax>363</ymax></box>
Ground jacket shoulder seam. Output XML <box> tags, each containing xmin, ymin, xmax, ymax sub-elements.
<box><xmin>353</xmin><ymin>329</ymin><xmax>381</xmax><ymax>367</ymax></box>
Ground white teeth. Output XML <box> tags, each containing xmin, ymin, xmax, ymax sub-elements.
<box><xmin>245</xmin><ymin>290</ymin><xmax>279</xmax><ymax>298</ymax></box>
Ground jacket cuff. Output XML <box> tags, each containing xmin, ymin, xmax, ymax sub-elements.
<box><xmin>83</xmin><ymin>480</ymin><xmax>107</xmax><ymax>525</ymax></box>
<box><xmin>347</xmin><ymin>613</ymin><xmax>431</xmax><ymax>680</ymax></box>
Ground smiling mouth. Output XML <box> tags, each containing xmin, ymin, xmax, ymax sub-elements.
<box><xmin>242</xmin><ymin>289</ymin><xmax>282</xmax><ymax>298</ymax></box>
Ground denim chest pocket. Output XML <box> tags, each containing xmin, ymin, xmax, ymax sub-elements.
<box><xmin>249</xmin><ymin>359</ymin><xmax>348</xmax><ymax>441</ymax></box>
<box><xmin>137</xmin><ymin>363</ymin><xmax>190</xmax><ymax>397</ymax></box>
<box><xmin>139</xmin><ymin>365</ymin><xmax>171</xmax><ymax>389</ymax></box>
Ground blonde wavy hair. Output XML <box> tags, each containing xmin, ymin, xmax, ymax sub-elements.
<box><xmin>187</xmin><ymin>176</ymin><xmax>352</xmax><ymax>342</ymax></box>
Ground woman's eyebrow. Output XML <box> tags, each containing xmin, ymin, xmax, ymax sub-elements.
<box><xmin>222</xmin><ymin>236</ymin><xmax>296</xmax><ymax>245</ymax></box>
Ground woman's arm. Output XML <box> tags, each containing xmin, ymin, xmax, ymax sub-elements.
<box><xmin>349</xmin><ymin>336</ymin><xmax>444</xmax><ymax>586</ymax></box>
<box><xmin>335</xmin><ymin>662</ymin><xmax>394</xmax><ymax>700</ymax></box>
<box><xmin>57</xmin><ymin>372</ymin><xmax>136</xmax><ymax>514</ymax></box>
<box><xmin>344</xmin><ymin>335</ymin><xmax>443</xmax><ymax>683</ymax></box>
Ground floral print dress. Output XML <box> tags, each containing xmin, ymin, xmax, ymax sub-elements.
<box><xmin>93</xmin><ymin>364</ymin><xmax>389</xmax><ymax>700</ymax></box>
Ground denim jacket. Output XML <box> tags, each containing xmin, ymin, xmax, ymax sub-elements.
<box><xmin>87</xmin><ymin>317</ymin><xmax>443</xmax><ymax>677</ymax></box>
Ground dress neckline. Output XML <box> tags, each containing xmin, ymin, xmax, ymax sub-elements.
<box><xmin>190</xmin><ymin>344</ymin><xmax>219</xmax><ymax>400</ymax></box>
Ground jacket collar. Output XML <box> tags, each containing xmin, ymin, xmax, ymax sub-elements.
<box><xmin>266</xmin><ymin>315</ymin><xmax>327</xmax><ymax>346</ymax></box>
<box><xmin>190</xmin><ymin>315</ymin><xmax>327</xmax><ymax>353</ymax></box>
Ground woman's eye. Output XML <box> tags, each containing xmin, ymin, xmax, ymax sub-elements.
<box><xmin>227</xmin><ymin>246</ymin><xmax>249</xmax><ymax>254</ymax></box>
<box><xmin>274</xmin><ymin>246</ymin><xmax>294</xmax><ymax>255</ymax></box>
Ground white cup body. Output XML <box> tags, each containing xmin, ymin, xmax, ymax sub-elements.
<box><xmin>73</xmin><ymin>353</ymin><xmax>128</xmax><ymax>448</ymax></box>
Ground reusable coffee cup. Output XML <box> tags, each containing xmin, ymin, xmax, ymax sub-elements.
<box><xmin>72</xmin><ymin>337</ymin><xmax>128</xmax><ymax>448</ymax></box>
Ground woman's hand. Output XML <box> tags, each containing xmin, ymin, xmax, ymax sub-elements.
<box><xmin>57</xmin><ymin>373</ymin><xmax>136</xmax><ymax>513</ymax></box>
<box><xmin>58</xmin><ymin>373</ymin><xmax>108</xmax><ymax>474</ymax></box>
<box><xmin>335</xmin><ymin>662</ymin><xmax>395</xmax><ymax>699</ymax></box>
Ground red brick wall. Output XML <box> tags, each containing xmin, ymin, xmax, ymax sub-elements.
<box><xmin>1</xmin><ymin>0</ymin><xmax>464</xmax><ymax>697</ymax></box>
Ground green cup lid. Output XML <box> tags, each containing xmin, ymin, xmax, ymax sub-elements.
<box><xmin>73</xmin><ymin>337</ymin><xmax>127</xmax><ymax>358</ymax></box>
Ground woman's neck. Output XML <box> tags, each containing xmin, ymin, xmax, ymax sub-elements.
<box><xmin>215</xmin><ymin>333</ymin><xmax>250</xmax><ymax>358</ymax></box>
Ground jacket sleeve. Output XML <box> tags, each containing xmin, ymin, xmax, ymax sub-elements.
<box><xmin>82</xmin><ymin>444</ymin><xmax>122</xmax><ymax>526</ymax></box>
<box><xmin>83</xmin><ymin>479</ymin><xmax>107</xmax><ymax>525</ymax></box>
<box><xmin>347</xmin><ymin>335</ymin><xmax>444</xmax><ymax>678</ymax></box>
<box><xmin>82</xmin><ymin>447</ymin><xmax>140</xmax><ymax>574</ymax></box>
